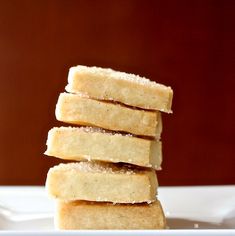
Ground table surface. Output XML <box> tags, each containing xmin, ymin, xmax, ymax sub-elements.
<box><xmin>0</xmin><ymin>185</ymin><xmax>234</xmax><ymax>235</ymax></box>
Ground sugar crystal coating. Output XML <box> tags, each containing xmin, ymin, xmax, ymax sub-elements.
<box><xmin>70</xmin><ymin>65</ymin><xmax>171</xmax><ymax>90</ymax></box>
<box><xmin>49</xmin><ymin>126</ymin><xmax>134</xmax><ymax>137</ymax></box>
<box><xmin>50</xmin><ymin>162</ymin><xmax>139</xmax><ymax>175</ymax></box>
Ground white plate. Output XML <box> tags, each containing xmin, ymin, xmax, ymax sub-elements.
<box><xmin>0</xmin><ymin>186</ymin><xmax>234</xmax><ymax>235</ymax></box>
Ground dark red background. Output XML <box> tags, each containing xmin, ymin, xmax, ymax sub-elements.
<box><xmin>0</xmin><ymin>0</ymin><xmax>234</xmax><ymax>185</ymax></box>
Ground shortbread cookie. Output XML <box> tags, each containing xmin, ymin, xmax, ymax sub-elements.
<box><xmin>46</xmin><ymin>162</ymin><xmax>158</xmax><ymax>203</ymax></box>
<box><xmin>66</xmin><ymin>65</ymin><xmax>173</xmax><ymax>113</ymax></box>
<box><xmin>45</xmin><ymin>127</ymin><xmax>162</xmax><ymax>169</ymax></box>
<box><xmin>55</xmin><ymin>200</ymin><xmax>166</xmax><ymax>229</ymax></box>
<box><xmin>56</xmin><ymin>93</ymin><xmax>160</xmax><ymax>137</ymax></box>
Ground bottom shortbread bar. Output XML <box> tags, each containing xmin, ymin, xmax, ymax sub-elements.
<box><xmin>55</xmin><ymin>200</ymin><xmax>166</xmax><ymax>230</ymax></box>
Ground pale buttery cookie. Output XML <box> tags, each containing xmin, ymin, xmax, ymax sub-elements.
<box><xmin>46</xmin><ymin>162</ymin><xmax>158</xmax><ymax>203</ymax></box>
<box><xmin>45</xmin><ymin>127</ymin><xmax>162</xmax><ymax>169</ymax></box>
<box><xmin>66</xmin><ymin>65</ymin><xmax>173</xmax><ymax>113</ymax></box>
<box><xmin>55</xmin><ymin>200</ymin><xmax>166</xmax><ymax>230</ymax></box>
<box><xmin>55</xmin><ymin>93</ymin><xmax>161</xmax><ymax>137</ymax></box>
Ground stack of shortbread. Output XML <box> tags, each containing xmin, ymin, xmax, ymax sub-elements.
<box><xmin>45</xmin><ymin>65</ymin><xmax>173</xmax><ymax>230</ymax></box>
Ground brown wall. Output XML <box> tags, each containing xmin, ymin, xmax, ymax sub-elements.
<box><xmin>0</xmin><ymin>0</ymin><xmax>234</xmax><ymax>185</ymax></box>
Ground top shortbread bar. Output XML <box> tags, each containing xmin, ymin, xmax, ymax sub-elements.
<box><xmin>66</xmin><ymin>65</ymin><xmax>173</xmax><ymax>113</ymax></box>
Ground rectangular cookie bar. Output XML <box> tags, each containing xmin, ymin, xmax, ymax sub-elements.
<box><xmin>45</xmin><ymin>127</ymin><xmax>162</xmax><ymax>169</ymax></box>
<box><xmin>46</xmin><ymin>162</ymin><xmax>158</xmax><ymax>203</ymax></box>
<box><xmin>55</xmin><ymin>200</ymin><xmax>166</xmax><ymax>230</ymax></box>
<box><xmin>66</xmin><ymin>65</ymin><xmax>173</xmax><ymax>113</ymax></box>
<box><xmin>55</xmin><ymin>93</ymin><xmax>160</xmax><ymax>137</ymax></box>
